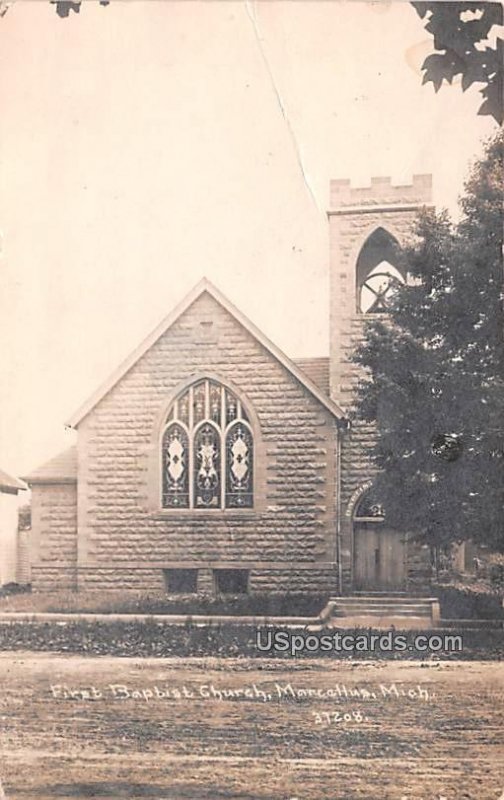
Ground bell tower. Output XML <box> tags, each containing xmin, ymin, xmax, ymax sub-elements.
<box><xmin>328</xmin><ymin>175</ymin><xmax>433</xmax><ymax>409</ymax></box>
<box><xmin>328</xmin><ymin>175</ymin><xmax>433</xmax><ymax>592</ymax></box>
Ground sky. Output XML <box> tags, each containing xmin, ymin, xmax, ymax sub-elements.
<box><xmin>0</xmin><ymin>0</ymin><xmax>497</xmax><ymax>476</ymax></box>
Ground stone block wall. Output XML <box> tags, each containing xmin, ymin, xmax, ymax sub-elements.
<box><xmin>72</xmin><ymin>291</ymin><xmax>341</xmax><ymax>593</ymax></box>
<box><xmin>31</xmin><ymin>483</ymin><xmax>77</xmax><ymax>591</ymax></box>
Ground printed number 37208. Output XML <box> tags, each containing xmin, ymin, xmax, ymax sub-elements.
<box><xmin>313</xmin><ymin>710</ymin><xmax>367</xmax><ymax>725</ymax></box>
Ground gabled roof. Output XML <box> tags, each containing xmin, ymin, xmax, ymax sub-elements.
<box><xmin>294</xmin><ymin>357</ymin><xmax>330</xmax><ymax>397</ymax></box>
<box><xmin>66</xmin><ymin>278</ymin><xmax>347</xmax><ymax>428</ymax></box>
<box><xmin>0</xmin><ymin>468</ymin><xmax>26</xmax><ymax>494</ymax></box>
<box><xmin>22</xmin><ymin>445</ymin><xmax>77</xmax><ymax>485</ymax></box>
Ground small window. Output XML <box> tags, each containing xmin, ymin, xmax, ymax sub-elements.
<box><xmin>214</xmin><ymin>569</ymin><xmax>249</xmax><ymax>594</ymax></box>
<box><xmin>163</xmin><ymin>569</ymin><xmax>198</xmax><ymax>594</ymax></box>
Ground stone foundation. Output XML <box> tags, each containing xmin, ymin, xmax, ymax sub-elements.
<box><xmin>31</xmin><ymin>566</ymin><xmax>77</xmax><ymax>592</ymax></box>
<box><xmin>33</xmin><ymin>564</ymin><xmax>337</xmax><ymax>595</ymax></box>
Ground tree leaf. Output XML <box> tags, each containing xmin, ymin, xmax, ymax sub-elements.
<box><xmin>51</xmin><ymin>1</ymin><xmax>81</xmax><ymax>17</ymax></box>
<box><xmin>412</xmin><ymin>1</ymin><xmax>504</xmax><ymax>123</ymax></box>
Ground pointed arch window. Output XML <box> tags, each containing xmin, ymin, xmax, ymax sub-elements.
<box><xmin>356</xmin><ymin>227</ymin><xmax>405</xmax><ymax>313</ymax></box>
<box><xmin>226</xmin><ymin>422</ymin><xmax>254</xmax><ymax>508</ymax></box>
<box><xmin>194</xmin><ymin>422</ymin><xmax>221</xmax><ymax>508</ymax></box>
<box><xmin>162</xmin><ymin>424</ymin><xmax>189</xmax><ymax>508</ymax></box>
<box><xmin>161</xmin><ymin>379</ymin><xmax>254</xmax><ymax>510</ymax></box>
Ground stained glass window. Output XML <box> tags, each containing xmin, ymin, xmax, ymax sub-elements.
<box><xmin>209</xmin><ymin>381</ymin><xmax>222</xmax><ymax>425</ymax></box>
<box><xmin>161</xmin><ymin>379</ymin><xmax>254</xmax><ymax>510</ymax></box>
<box><xmin>177</xmin><ymin>389</ymin><xmax>190</xmax><ymax>427</ymax></box>
<box><xmin>225</xmin><ymin>389</ymin><xmax>238</xmax><ymax>424</ymax></box>
<box><xmin>162</xmin><ymin>423</ymin><xmax>189</xmax><ymax>508</ymax></box>
<box><xmin>226</xmin><ymin>422</ymin><xmax>253</xmax><ymax>508</ymax></box>
<box><xmin>194</xmin><ymin>422</ymin><xmax>221</xmax><ymax>507</ymax></box>
<box><xmin>193</xmin><ymin>381</ymin><xmax>206</xmax><ymax>425</ymax></box>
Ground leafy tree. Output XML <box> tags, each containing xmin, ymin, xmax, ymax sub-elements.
<box><xmin>353</xmin><ymin>132</ymin><xmax>504</xmax><ymax>552</ymax></box>
<box><xmin>49</xmin><ymin>0</ymin><xmax>109</xmax><ymax>16</ymax></box>
<box><xmin>413</xmin><ymin>2</ymin><xmax>503</xmax><ymax>124</ymax></box>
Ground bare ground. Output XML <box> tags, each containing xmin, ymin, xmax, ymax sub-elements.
<box><xmin>0</xmin><ymin>654</ymin><xmax>503</xmax><ymax>800</ymax></box>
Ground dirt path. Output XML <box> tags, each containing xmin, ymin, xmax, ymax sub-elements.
<box><xmin>0</xmin><ymin>654</ymin><xmax>503</xmax><ymax>799</ymax></box>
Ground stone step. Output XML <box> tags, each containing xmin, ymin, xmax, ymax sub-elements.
<box><xmin>334</xmin><ymin>601</ymin><xmax>432</xmax><ymax>609</ymax></box>
<box><xmin>331</xmin><ymin>603</ymin><xmax>434</xmax><ymax>612</ymax></box>
<box><xmin>320</xmin><ymin>595</ymin><xmax>440</xmax><ymax>629</ymax></box>
<box><xmin>333</xmin><ymin>607</ymin><xmax>432</xmax><ymax>617</ymax></box>
<box><xmin>335</xmin><ymin>599</ymin><xmax>433</xmax><ymax>608</ymax></box>
<box><xmin>334</xmin><ymin>598</ymin><xmax>434</xmax><ymax>606</ymax></box>
<box><xmin>326</xmin><ymin>615</ymin><xmax>435</xmax><ymax>630</ymax></box>
<box><xmin>348</xmin><ymin>589</ymin><xmax>412</xmax><ymax>597</ymax></box>
<box><xmin>330</xmin><ymin>595</ymin><xmax>437</xmax><ymax>604</ymax></box>
<box><xmin>335</xmin><ymin>598</ymin><xmax>433</xmax><ymax>605</ymax></box>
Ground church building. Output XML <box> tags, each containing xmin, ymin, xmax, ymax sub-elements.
<box><xmin>25</xmin><ymin>175</ymin><xmax>434</xmax><ymax>595</ymax></box>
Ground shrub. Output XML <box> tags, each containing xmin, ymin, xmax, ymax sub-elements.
<box><xmin>0</xmin><ymin>583</ymin><xmax>31</xmax><ymax>598</ymax></box>
<box><xmin>0</xmin><ymin>620</ymin><xmax>502</xmax><ymax>660</ymax></box>
<box><xmin>434</xmin><ymin>583</ymin><xmax>504</xmax><ymax>620</ymax></box>
<box><xmin>488</xmin><ymin>554</ymin><xmax>504</xmax><ymax>588</ymax></box>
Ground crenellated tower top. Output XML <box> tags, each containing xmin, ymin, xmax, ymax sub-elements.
<box><xmin>328</xmin><ymin>174</ymin><xmax>433</xmax><ymax>409</ymax></box>
<box><xmin>329</xmin><ymin>175</ymin><xmax>432</xmax><ymax>212</ymax></box>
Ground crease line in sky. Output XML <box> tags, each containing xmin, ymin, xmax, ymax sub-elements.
<box><xmin>244</xmin><ymin>0</ymin><xmax>321</xmax><ymax>214</ymax></box>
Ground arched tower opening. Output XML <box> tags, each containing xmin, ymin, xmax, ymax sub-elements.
<box><xmin>327</xmin><ymin>174</ymin><xmax>432</xmax><ymax>408</ymax></box>
<box><xmin>356</xmin><ymin>227</ymin><xmax>405</xmax><ymax>313</ymax></box>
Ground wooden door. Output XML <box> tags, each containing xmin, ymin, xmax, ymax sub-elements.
<box><xmin>353</xmin><ymin>523</ymin><xmax>406</xmax><ymax>590</ymax></box>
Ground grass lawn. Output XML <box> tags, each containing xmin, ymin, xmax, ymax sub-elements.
<box><xmin>2</xmin><ymin>587</ymin><xmax>502</xmax><ymax>622</ymax></box>
<box><xmin>0</xmin><ymin>590</ymin><xmax>327</xmax><ymax>617</ymax></box>
<box><xmin>1</xmin><ymin>653</ymin><xmax>503</xmax><ymax>799</ymax></box>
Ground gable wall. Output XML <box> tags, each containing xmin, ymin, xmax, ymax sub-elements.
<box><xmin>73</xmin><ymin>292</ymin><xmax>339</xmax><ymax>593</ymax></box>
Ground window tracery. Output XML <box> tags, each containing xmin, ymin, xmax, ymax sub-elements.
<box><xmin>161</xmin><ymin>379</ymin><xmax>254</xmax><ymax>510</ymax></box>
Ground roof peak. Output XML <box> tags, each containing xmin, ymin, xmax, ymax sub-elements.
<box><xmin>22</xmin><ymin>445</ymin><xmax>77</xmax><ymax>485</ymax></box>
<box><xmin>66</xmin><ymin>280</ymin><xmax>347</xmax><ymax>428</ymax></box>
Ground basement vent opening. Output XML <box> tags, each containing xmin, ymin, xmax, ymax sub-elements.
<box><xmin>163</xmin><ymin>568</ymin><xmax>198</xmax><ymax>594</ymax></box>
<box><xmin>214</xmin><ymin>569</ymin><xmax>249</xmax><ymax>595</ymax></box>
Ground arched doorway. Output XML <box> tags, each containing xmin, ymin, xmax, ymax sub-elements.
<box><xmin>353</xmin><ymin>490</ymin><xmax>406</xmax><ymax>590</ymax></box>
